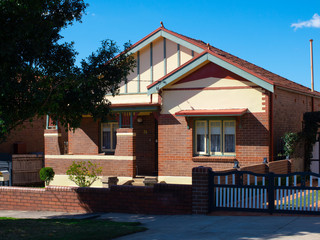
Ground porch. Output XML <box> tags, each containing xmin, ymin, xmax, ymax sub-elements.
<box><xmin>44</xmin><ymin>104</ymin><xmax>159</xmax><ymax>186</ymax></box>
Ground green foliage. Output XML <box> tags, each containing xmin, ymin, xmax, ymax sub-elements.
<box><xmin>0</xmin><ymin>0</ymin><xmax>135</xmax><ymax>141</ymax></box>
<box><xmin>66</xmin><ymin>161</ymin><xmax>102</xmax><ymax>187</ymax></box>
<box><xmin>282</xmin><ymin>132</ymin><xmax>299</xmax><ymax>158</ymax></box>
<box><xmin>301</xmin><ymin>111</ymin><xmax>320</xmax><ymax>171</ymax></box>
<box><xmin>39</xmin><ymin>167</ymin><xmax>55</xmax><ymax>185</ymax></box>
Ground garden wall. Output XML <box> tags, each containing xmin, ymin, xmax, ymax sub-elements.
<box><xmin>0</xmin><ymin>159</ymin><xmax>292</xmax><ymax>215</ymax></box>
<box><xmin>0</xmin><ymin>184</ymin><xmax>192</xmax><ymax>215</ymax></box>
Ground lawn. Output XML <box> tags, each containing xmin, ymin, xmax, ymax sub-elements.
<box><xmin>0</xmin><ymin>217</ymin><xmax>147</xmax><ymax>240</ymax></box>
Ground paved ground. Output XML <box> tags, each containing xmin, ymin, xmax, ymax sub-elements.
<box><xmin>1</xmin><ymin>210</ymin><xmax>320</xmax><ymax>239</ymax></box>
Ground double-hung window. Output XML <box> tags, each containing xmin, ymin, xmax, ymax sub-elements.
<box><xmin>195</xmin><ymin>119</ymin><xmax>236</xmax><ymax>156</ymax></box>
<box><xmin>101</xmin><ymin>122</ymin><xmax>118</xmax><ymax>152</ymax></box>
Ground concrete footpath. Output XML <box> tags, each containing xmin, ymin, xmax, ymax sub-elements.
<box><xmin>1</xmin><ymin>211</ymin><xmax>320</xmax><ymax>240</ymax></box>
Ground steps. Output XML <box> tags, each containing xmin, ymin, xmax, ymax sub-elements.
<box><xmin>132</xmin><ymin>176</ymin><xmax>158</xmax><ymax>186</ymax></box>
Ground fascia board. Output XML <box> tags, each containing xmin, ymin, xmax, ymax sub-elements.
<box><xmin>127</xmin><ymin>31</ymin><xmax>162</xmax><ymax>55</ymax></box>
<box><xmin>161</xmin><ymin>31</ymin><xmax>204</xmax><ymax>53</ymax></box>
<box><xmin>207</xmin><ymin>54</ymin><xmax>274</xmax><ymax>93</ymax></box>
<box><xmin>127</xmin><ymin>30</ymin><xmax>204</xmax><ymax>55</ymax></box>
<box><xmin>148</xmin><ymin>53</ymin><xmax>209</xmax><ymax>95</ymax></box>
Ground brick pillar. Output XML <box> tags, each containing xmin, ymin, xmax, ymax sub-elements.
<box><xmin>44</xmin><ymin>129</ymin><xmax>61</xmax><ymax>155</ymax></box>
<box><xmin>115</xmin><ymin>128</ymin><xmax>136</xmax><ymax>156</ymax></box>
<box><xmin>115</xmin><ymin>128</ymin><xmax>136</xmax><ymax>176</ymax></box>
<box><xmin>192</xmin><ymin>166</ymin><xmax>212</xmax><ymax>214</ymax></box>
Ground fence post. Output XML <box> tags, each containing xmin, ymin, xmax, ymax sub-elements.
<box><xmin>192</xmin><ymin>166</ymin><xmax>212</xmax><ymax>214</ymax></box>
<box><xmin>208</xmin><ymin>171</ymin><xmax>214</xmax><ymax>212</ymax></box>
<box><xmin>268</xmin><ymin>172</ymin><xmax>274</xmax><ymax>214</ymax></box>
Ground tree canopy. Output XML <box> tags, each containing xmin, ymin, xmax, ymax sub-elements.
<box><xmin>0</xmin><ymin>0</ymin><xmax>135</xmax><ymax>140</ymax></box>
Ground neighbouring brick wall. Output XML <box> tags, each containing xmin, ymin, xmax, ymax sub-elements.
<box><xmin>240</xmin><ymin>163</ymin><xmax>268</xmax><ymax>174</ymax></box>
<box><xmin>68</xmin><ymin>118</ymin><xmax>99</xmax><ymax>155</ymax></box>
<box><xmin>0</xmin><ymin>184</ymin><xmax>192</xmax><ymax>215</ymax></box>
<box><xmin>134</xmin><ymin>114</ymin><xmax>156</xmax><ymax>175</ymax></box>
<box><xmin>0</xmin><ymin>117</ymin><xmax>45</xmax><ymax>154</ymax></box>
<box><xmin>273</xmin><ymin>88</ymin><xmax>317</xmax><ymax>159</ymax></box>
<box><xmin>45</xmin><ymin>158</ymin><xmax>135</xmax><ymax>177</ymax></box>
<box><xmin>268</xmin><ymin>159</ymin><xmax>291</xmax><ymax>174</ymax></box>
<box><xmin>158</xmin><ymin>110</ymin><xmax>270</xmax><ymax>177</ymax></box>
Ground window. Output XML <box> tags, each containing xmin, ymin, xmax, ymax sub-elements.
<box><xmin>101</xmin><ymin>122</ymin><xmax>118</xmax><ymax>152</ymax></box>
<box><xmin>194</xmin><ymin>119</ymin><xmax>236</xmax><ymax>156</ymax></box>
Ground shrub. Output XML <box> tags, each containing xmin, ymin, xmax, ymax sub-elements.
<box><xmin>66</xmin><ymin>161</ymin><xmax>102</xmax><ymax>187</ymax></box>
<box><xmin>282</xmin><ymin>132</ymin><xmax>299</xmax><ymax>158</ymax></box>
<box><xmin>39</xmin><ymin>167</ymin><xmax>55</xmax><ymax>186</ymax></box>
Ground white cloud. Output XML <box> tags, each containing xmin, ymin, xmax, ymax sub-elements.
<box><xmin>291</xmin><ymin>13</ymin><xmax>320</xmax><ymax>30</ymax></box>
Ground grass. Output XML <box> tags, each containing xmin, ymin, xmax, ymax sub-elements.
<box><xmin>279</xmin><ymin>190</ymin><xmax>320</xmax><ymax>209</ymax></box>
<box><xmin>0</xmin><ymin>217</ymin><xmax>147</xmax><ymax>240</ymax></box>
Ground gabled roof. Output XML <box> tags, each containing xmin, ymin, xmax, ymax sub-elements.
<box><xmin>126</xmin><ymin>25</ymin><xmax>320</xmax><ymax>97</ymax></box>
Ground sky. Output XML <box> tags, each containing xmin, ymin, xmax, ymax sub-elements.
<box><xmin>61</xmin><ymin>0</ymin><xmax>320</xmax><ymax>91</ymax></box>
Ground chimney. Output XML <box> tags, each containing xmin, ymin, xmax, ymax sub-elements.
<box><xmin>310</xmin><ymin>39</ymin><xmax>314</xmax><ymax>92</ymax></box>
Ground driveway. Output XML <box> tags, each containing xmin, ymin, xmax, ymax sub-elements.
<box><xmin>1</xmin><ymin>211</ymin><xmax>320</xmax><ymax>239</ymax></box>
<box><xmin>101</xmin><ymin>213</ymin><xmax>320</xmax><ymax>240</ymax></box>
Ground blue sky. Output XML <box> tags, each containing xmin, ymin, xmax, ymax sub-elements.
<box><xmin>61</xmin><ymin>0</ymin><xmax>320</xmax><ymax>91</ymax></box>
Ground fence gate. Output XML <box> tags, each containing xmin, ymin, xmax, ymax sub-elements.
<box><xmin>210</xmin><ymin>170</ymin><xmax>320</xmax><ymax>215</ymax></box>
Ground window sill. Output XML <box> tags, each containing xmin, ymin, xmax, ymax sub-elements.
<box><xmin>192</xmin><ymin>156</ymin><xmax>236</xmax><ymax>163</ymax></box>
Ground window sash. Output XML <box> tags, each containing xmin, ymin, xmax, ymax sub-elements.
<box><xmin>209</xmin><ymin>120</ymin><xmax>222</xmax><ymax>155</ymax></box>
<box><xmin>101</xmin><ymin>122</ymin><xmax>118</xmax><ymax>152</ymax></box>
<box><xmin>195</xmin><ymin>121</ymin><xmax>207</xmax><ymax>155</ymax></box>
<box><xmin>223</xmin><ymin>121</ymin><xmax>236</xmax><ymax>154</ymax></box>
<box><xmin>194</xmin><ymin>119</ymin><xmax>236</xmax><ymax>156</ymax></box>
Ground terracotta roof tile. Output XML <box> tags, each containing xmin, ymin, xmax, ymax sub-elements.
<box><xmin>165</xmin><ymin>28</ymin><xmax>320</xmax><ymax>97</ymax></box>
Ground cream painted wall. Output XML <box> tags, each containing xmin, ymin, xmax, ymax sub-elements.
<box><xmin>106</xmin><ymin>94</ymin><xmax>159</xmax><ymax>104</ymax></box>
<box><xmin>139</xmin><ymin>45</ymin><xmax>151</xmax><ymax>92</ymax></box>
<box><xmin>161</xmin><ymin>77</ymin><xmax>264</xmax><ymax>114</ymax></box>
<box><xmin>180</xmin><ymin>45</ymin><xmax>192</xmax><ymax>65</ymax></box>
<box><xmin>114</xmin><ymin>36</ymin><xmax>197</xmax><ymax>104</ymax></box>
<box><xmin>153</xmin><ymin>37</ymin><xmax>165</xmax><ymax>82</ymax></box>
<box><xmin>166</xmin><ymin>39</ymin><xmax>178</xmax><ymax>73</ymax></box>
<box><xmin>50</xmin><ymin>175</ymin><xmax>132</xmax><ymax>188</ymax></box>
<box><xmin>172</xmin><ymin>77</ymin><xmax>256</xmax><ymax>89</ymax></box>
<box><xmin>122</xmin><ymin>52</ymin><xmax>138</xmax><ymax>93</ymax></box>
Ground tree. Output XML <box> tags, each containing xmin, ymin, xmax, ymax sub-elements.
<box><xmin>0</xmin><ymin>0</ymin><xmax>135</xmax><ymax>140</ymax></box>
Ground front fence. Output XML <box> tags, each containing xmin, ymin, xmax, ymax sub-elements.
<box><xmin>210</xmin><ymin>170</ymin><xmax>320</xmax><ymax>214</ymax></box>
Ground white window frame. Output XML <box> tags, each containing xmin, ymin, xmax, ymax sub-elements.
<box><xmin>194</xmin><ymin>119</ymin><xmax>236</xmax><ymax>156</ymax></box>
<box><xmin>223</xmin><ymin>120</ymin><xmax>236</xmax><ymax>155</ymax></box>
<box><xmin>101</xmin><ymin>122</ymin><xmax>118</xmax><ymax>152</ymax></box>
<box><xmin>195</xmin><ymin>120</ymin><xmax>207</xmax><ymax>155</ymax></box>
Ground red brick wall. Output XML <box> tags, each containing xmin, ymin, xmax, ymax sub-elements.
<box><xmin>114</xmin><ymin>128</ymin><xmax>135</xmax><ymax>157</ymax></box>
<box><xmin>44</xmin><ymin>129</ymin><xmax>61</xmax><ymax>155</ymax></box>
<box><xmin>268</xmin><ymin>159</ymin><xmax>291</xmax><ymax>174</ymax></box>
<box><xmin>0</xmin><ymin>117</ymin><xmax>45</xmax><ymax>154</ymax></box>
<box><xmin>273</xmin><ymin>88</ymin><xmax>316</xmax><ymax>158</ymax></box>
<box><xmin>68</xmin><ymin>118</ymin><xmax>99</xmax><ymax>155</ymax></box>
<box><xmin>157</xmin><ymin>109</ymin><xmax>270</xmax><ymax>176</ymax></box>
<box><xmin>45</xmin><ymin>158</ymin><xmax>135</xmax><ymax>177</ymax></box>
<box><xmin>0</xmin><ymin>184</ymin><xmax>192</xmax><ymax>215</ymax></box>
<box><xmin>133</xmin><ymin>114</ymin><xmax>156</xmax><ymax>175</ymax></box>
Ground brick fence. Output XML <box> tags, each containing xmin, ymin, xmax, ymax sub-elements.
<box><xmin>0</xmin><ymin>184</ymin><xmax>192</xmax><ymax>215</ymax></box>
<box><xmin>0</xmin><ymin>159</ymin><xmax>293</xmax><ymax>215</ymax></box>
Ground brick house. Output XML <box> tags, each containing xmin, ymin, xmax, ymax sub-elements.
<box><xmin>44</xmin><ymin>25</ymin><xmax>320</xmax><ymax>186</ymax></box>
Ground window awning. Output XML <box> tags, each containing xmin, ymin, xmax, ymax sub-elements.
<box><xmin>175</xmin><ymin>108</ymin><xmax>248</xmax><ymax>117</ymax></box>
